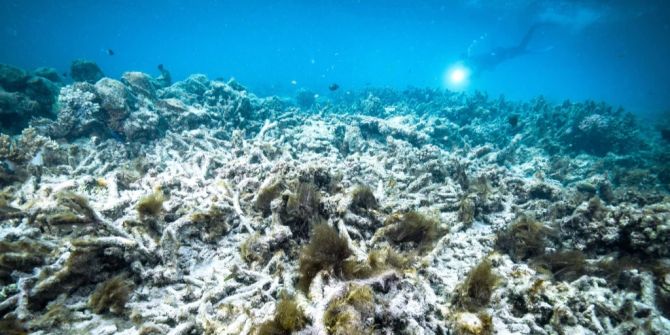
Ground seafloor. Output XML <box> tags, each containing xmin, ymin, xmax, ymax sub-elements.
<box><xmin>1</xmin><ymin>62</ymin><xmax>669</xmax><ymax>335</ymax></box>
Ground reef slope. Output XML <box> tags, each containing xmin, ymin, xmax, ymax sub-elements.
<box><xmin>1</xmin><ymin>65</ymin><xmax>669</xmax><ymax>334</ymax></box>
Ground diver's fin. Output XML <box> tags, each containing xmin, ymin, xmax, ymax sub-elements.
<box><xmin>518</xmin><ymin>24</ymin><xmax>539</xmax><ymax>51</ymax></box>
<box><xmin>517</xmin><ymin>23</ymin><xmax>552</xmax><ymax>51</ymax></box>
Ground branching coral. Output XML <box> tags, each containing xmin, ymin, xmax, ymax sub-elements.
<box><xmin>0</xmin><ymin>64</ymin><xmax>666</xmax><ymax>335</ymax></box>
<box><xmin>0</xmin><ymin>192</ymin><xmax>23</xmax><ymax>221</ymax></box>
<box><xmin>458</xmin><ymin>196</ymin><xmax>476</xmax><ymax>226</ymax></box>
<box><xmin>29</xmin><ymin>301</ymin><xmax>73</xmax><ymax>330</ymax></box>
<box><xmin>45</xmin><ymin>191</ymin><xmax>97</xmax><ymax>225</ymax></box>
<box><xmin>220</xmin><ymin>180</ymin><xmax>255</xmax><ymax>233</ymax></box>
<box><xmin>0</xmin><ymin>239</ymin><xmax>52</xmax><ymax>285</ymax></box>
<box><xmin>254</xmin><ymin>178</ymin><xmax>285</xmax><ymax>216</ymax></box>
<box><xmin>27</xmin><ymin>244</ymin><xmax>129</xmax><ymax>311</ymax></box>
<box><xmin>190</xmin><ymin>205</ymin><xmax>229</xmax><ymax>242</ymax></box>
<box><xmin>0</xmin><ymin>128</ymin><xmax>49</xmax><ymax>164</ymax></box>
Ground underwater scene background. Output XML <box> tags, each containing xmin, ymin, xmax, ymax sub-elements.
<box><xmin>1</xmin><ymin>1</ymin><xmax>670</xmax><ymax>334</ymax></box>
<box><xmin>2</xmin><ymin>0</ymin><xmax>670</xmax><ymax>116</ymax></box>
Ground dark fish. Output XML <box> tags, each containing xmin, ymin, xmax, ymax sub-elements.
<box><xmin>62</xmin><ymin>72</ymin><xmax>68</xmax><ymax>77</ymax></box>
<box><xmin>661</xmin><ymin>128</ymin><xmax>670</xmax><ymax>142</ymax></box>
<box><xmin>158</xmin><ymin>64</ymin><xmax>164</xmax><ymax>71</ymax></box>
<box><xmin>508</xmin><ymin>114</ymin><xmax>519</xmax><ymax>127</ymax></box>
<box><xmin>106</xmin><ymin>48</ymin><xmax>115</xmax><ymax>56</ymax></box>
<box><xmin>328</xmin><ymin>83</ymin><xmax>339</xmax><ymax>91</ymax></box>
<box><xmin>109</xmin><ymin>130</ymin><xmax>124</xmax><ymax>143</ymax></box>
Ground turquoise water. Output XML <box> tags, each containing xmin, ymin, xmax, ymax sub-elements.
<box><xmin>1</xmin><ymin>0</ymin><xmax>669</xmax><ymax>116</ymax></box>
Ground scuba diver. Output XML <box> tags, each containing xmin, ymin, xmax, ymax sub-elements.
<box><xmin>463</xmin><ymin>24</ymin><xmax>546</xmax><ymax>76</ymax></box>
<box><xmin>156</xmin><ymin>64</ymin><xmax>172</xmax><ymax>88</ymax></box>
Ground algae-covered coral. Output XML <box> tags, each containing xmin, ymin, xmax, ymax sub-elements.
<box><xmin>88</xmin><ymin>274</ymin><xmax>134</xmax><ymax>315</ymax></box>
<box><xmin>298</xmin><ymin>223</ymin><xmax>352</xmax><ymax>292</ymax></box>
<box><xmin>254</xmin><ymin>295</ymin><xmax>308</xmax><ymax>335</ymax></box>
<box><xmin>0</xmin><ymin>63</ymin><xmax>669</xmax><ymax>334</ymax></box>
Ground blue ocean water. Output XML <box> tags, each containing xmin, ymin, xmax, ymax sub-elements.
<box><xmin>1</xmin><ymin>0</ymin><xmax>669</xmax><ymax>117</ymax></box>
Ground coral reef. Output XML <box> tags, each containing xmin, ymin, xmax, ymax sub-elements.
<box><xmin>70</xmin><ymin>59</ymin><xmax>104</xmax><ymax>84</ymax></box>
<box><xmin>0</xmin><ymin>65</ymin><xmax>668</xmax><ymax>335</ymax></box>
<box><xmin>0</xmin><ymin>64</ymin><xmax>60</xmax><ymax>133</ymax></box>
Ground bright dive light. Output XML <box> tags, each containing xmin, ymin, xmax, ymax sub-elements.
<box><xmin>450</xmin><ymin>68</ymin><xmax>466</xmax><ymax>83</ymax></box>
<box><xmin>444</xmin><ymin>62</ymin><xmax>471</xmax><ymax>91</ymax></box>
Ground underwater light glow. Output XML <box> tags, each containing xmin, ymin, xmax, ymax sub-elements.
<box><xmin>444</xmin><ymin>63</ymin><xmax>471</xmax><ymax>91</ymax></box>
<box><xmin>450</xmin><ymin>68</ymin><xmax>466</xmax><ymax>83</ymax></box>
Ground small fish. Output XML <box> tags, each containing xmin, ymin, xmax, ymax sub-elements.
<box><xmin>158</xmin><ymin>64</ymin><xmax>164</xmax><ymax>71</ymax></box>
<box><xmin>328</xmin><ymin>83</ymin><xmax>339</xmax><ymax>91</ymax></box>
<box><xmin>106</xmin><ymin>48</ymin><xmax>115</xmax><ymax>56</ymax></box>
<box><xmin>62</xmin><ymin>72</ymin><xmax>68</xmax><ymax>77</ymax></box>
<box><xmin>109</xmin><ymin>130</ymin><xmax>124</xmax><ymax>143</ymax></box>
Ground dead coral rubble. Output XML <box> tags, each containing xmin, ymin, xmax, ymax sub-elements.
<box><xmin>0</xmin><ymin>65</ymin><xmax>668</xmax><ymax>335</ymax></box>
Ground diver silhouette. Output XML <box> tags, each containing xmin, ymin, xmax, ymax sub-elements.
<box><xmin>464</xmin><ymin>24</ymin><xmax>544</xmax><ymax>75</ymax></box>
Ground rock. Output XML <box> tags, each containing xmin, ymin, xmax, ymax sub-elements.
<box><xmin>70</xmin><ymin>59</ymin><xmax>104</xmax><ymax>83</ymax></box>
<box><xmin>160</xmin><ymin>74</ymin><xmax>209</xmax><ymax>104</ymax></box>
<box><xmin>122</xmin><ymin>107</ymin><xmax>160</xmax><ymax>141</ymax></box>
<box><xmin>0</xmin><ymin>65</ymin><xmax>60</xmax><ymax>133</ymax></box>
<box><xmin>50</xmin><ymin>82</ymin><xmax>102</xmax><ymax>138</ymax></box>
<box><xmin>95</xmin><ymin>78</ymin><xmax>132</xmax><ymax>133</ymax></box>
<box><xmin>0</xmin><ymin>88</ymin><xmax>40</xmax><ymax>133</ymax></box>
<box><xmin>180</xmin><ymin>74</ymin><xmax>209</xmax><ymax>96</ymax></box>
<box><xmin>25</xmin><ymin>76</ymin><xmax>59</xmax><ymax>109</ymax></box>
<box><xmin>122</xmin><ymin>72</ymin><xmax>157</xmax><ymax>99</ymax></box>
<box><xmin>95</xmin><ymin>78</ymin><xmax>129</xmax><ymax>113</ymax></box>
<box><xmin>32</xmin><ymin>67</ymin><xmax>62</xmax><ymax>83</ymax></box>
<box><xmin>0</xmin><ymin>63</ymin><xmax>28</xmax><ymax>91</ymax></box>
<box><xmin>0</xmin><ymin>89</ymin><xmax>22</xmax><ymax>114</ymax></box>
<box><xmin>296</xmin><ymin>89</ymin><xmax>315</xmax><ymax>109</ymax></box>
<box><xmin>227</xmin><ymin>78</ymin><xmax>246</xmax><ymax>92</ymax></box>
